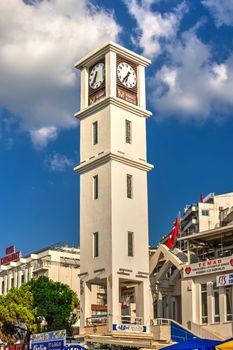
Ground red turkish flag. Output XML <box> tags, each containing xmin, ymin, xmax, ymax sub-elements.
<box><xmin>165</xmin><ymin>218</ymin><xmax>179</xmax><ymax>249</ymax></box>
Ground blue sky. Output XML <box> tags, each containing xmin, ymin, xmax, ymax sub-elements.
<box><xmin>1</xmin><ymin>0</ymin><xmax>233</xmax><ymax>256</ymax></box>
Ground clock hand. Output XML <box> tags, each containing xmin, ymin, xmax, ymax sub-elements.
<box><xmin>92</xmin><ymin>71</ymin><xmax>98</xmax><ymax>85</ymax></box>
<box><xmin>122</xmin><ymin>71</ymin><xmax>130</xmax><ymax>83</ymax></box>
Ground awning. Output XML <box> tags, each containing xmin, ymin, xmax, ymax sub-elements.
<box><xmin>163</xmin><ymin>338</ymin><xmax>222</xmax><ymax>350</ymax></box>
<box><xmin>216</xmin><ymin>340</ymin><xmax>233</xmax><ymax>349</ymax></box>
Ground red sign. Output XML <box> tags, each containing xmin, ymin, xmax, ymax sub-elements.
<box><xmin>0</xmin><ymin>246</ymin><xmax>20</xmax><ymax>265</ymax></box>
<box><xmin>5</xmin><ymin>245</ymin><xmax>15</xmax><ymax>255</ymax></box>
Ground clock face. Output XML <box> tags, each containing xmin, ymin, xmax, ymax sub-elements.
<box><xmin>89</xmin><ymin>62</ymin><xmax>105</xmax><ymax>89</ymax></box>
<box><xmin>117</xmin><ymin>62</ymin><xmax>137</xmax><ymax>89</ymax></box>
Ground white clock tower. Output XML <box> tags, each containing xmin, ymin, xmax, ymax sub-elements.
<box><xmin>74</xmin><ymin>42</ymin><xmax>153</xmax><ymax>334</ymax></box>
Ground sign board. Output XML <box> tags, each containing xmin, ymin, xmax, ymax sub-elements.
<box><xmin>30</xmin><ymin>330</ymin><xmax>66</xmax><ymax>350</ymax></box>
<box><xmin>5</xmin><ymin>245</ymin><xmax>15</xmax><ymax>255</ymax></box>
<box><xmin>112</xmin><ymin>324</ymin><xmax>147</xmax><ymax>333</ymax></box>
<box><xmin>0</xmin><ymin>246</ymin><xmax>20</xmax><ymax>265</ymax></box>
<box><xmin>183</xmin><ymin>256</ymin><xmax>233</xmax><ymax>278</ymax></box>
<box><xmin>216</xmin><ymin>273</ymin><xmax>233</xmax><ymax>287</ymax></box>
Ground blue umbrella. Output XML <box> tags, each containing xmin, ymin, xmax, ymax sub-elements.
<box><xmin>163</xmin><ymin>338</ymin><xmax>222</xmax><ymax>350</ymax></box>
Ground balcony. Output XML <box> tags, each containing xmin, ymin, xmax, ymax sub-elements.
<box><xmin>182</xmin><ymin>218</ymin><xmax>198</xmax><ymax>234</ymax></box>
<box><xmin>220</xmin><ymin>206</ymin><xmax>233</xmax><ymax>226</ymax></box>
<box><xmin>32</xmin><ymin>261</ymin><xmax>50</xmax><ymax>273</ymax></box>
<box><xmin>183</xmin><ymin>205</ymin><xmax>198</xmax><ymax>221</ymax></box>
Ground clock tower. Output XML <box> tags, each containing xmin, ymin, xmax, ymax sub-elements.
<box><xmin>74</xmin><ymin>42</ymin><xmax>153</xmax><ymax>334</ymax></box>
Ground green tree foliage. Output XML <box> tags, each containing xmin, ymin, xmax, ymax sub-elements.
<box><xmin>0</xmin><ymin>276</ymin><xmax>79</xmax><ymax>344</ymax></box>
<box><xmin>29</xmin><ymin>276</ymin><xmax>79</xmax><ymax>335</ymax></box>
<box><xmin>0</xmin><ymin>284</ymin><xmax>37</xmax><ymax>344</ymax></box>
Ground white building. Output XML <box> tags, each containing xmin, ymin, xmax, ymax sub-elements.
<box><xmin>0</xmin><ymin>243</ymin><xmax>80</xmax><ymax>296</ymax></box>
<box><xmin>181</xmin><ymin>192</ymin><xmax>233</xmax><ymax>236</ymax></box>
<box><xmin>74</xmin><ymin>42</ymin><xmax>153</xmax><ymax>334</ymax></box>
<box><xmin>149</xmin><ymin>221</ymin><xmax>233</xmax><ymax>340</ymax></box>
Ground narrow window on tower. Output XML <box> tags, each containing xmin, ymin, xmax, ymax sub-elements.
<box><xmin>128</xmin><ymin>231</ymin><xmax>134</xmax><ymax>257</ymax></box>
<box><xmin>92</xmin><ymin>121</ymin><xmax>98</xmax><ymax>145</ymax></box>
<box><xmin>127</xmin><ymin>174</ymin><xmax>133</xmax><ymax>198</ymax></box>
<box><xmin>93</xmin><ymin>232</ymin><xmax>99</xmax><ymax>257</ymax></box>
<box><xmin>125</xmin><ymin>119</ymin><xmax>132</xmax><ymax>144</ymax></box>
<box><xmin>93</xmin><ymin>175</ymin><xmax>99</xmax><ymax>200</ymax></box>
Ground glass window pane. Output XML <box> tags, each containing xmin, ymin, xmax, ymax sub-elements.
<box><xmin>128</xmin><ymin>232</ymin><xmax>133</xmax><ymax>257</ymax></box>
<box><xmin>93</xmin><ymin>175</ymin><xmax>98</xmax><ymax>200</ymax></box>
<box><xmin>201</xmin><ymin>283</ymin><xmax>208</xmax><ymax>324</ymax></box>
<box><xmin>213</xmin><ymin>284</ymin><xmax>220</xmax><ymax>323</ymax></box>
<box><xmin>127</xmin><ymin>174</ymin><xmax>132</xmax><ymax>199</ymax></box>
<box><xmin>92</xmin><ymin>121</ymin><xmax>98</xmax><ymax>145</ymax></box>
<box><xmin>125</xmin><ymin>120</ymin><xmax>132</xmax><ymax>144</ymax></box>
<box><xmin>93</xmin><ymin>232</ymin><xmax>99</xmax><ymax>257</ymax></box>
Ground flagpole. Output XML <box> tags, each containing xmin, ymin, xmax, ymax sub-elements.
<box><xmin>178</xmin><ymin>210</ymin><xmax>182</xmax><ymax>250</ymax></box>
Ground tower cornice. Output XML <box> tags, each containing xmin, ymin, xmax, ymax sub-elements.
<box><xmin>75</xmin><ymin>41</ymin><xmax>151</xmax><ymax>70</ymax></box>
<box><xmin>74</xmin><ymin>96</ymin><xmax>152</xmax><ymax>121</ymax></box>
<box><xmin>74</xmin><ymin>151</ymin><xmax>154</xmax><ymax>174</ymax></box>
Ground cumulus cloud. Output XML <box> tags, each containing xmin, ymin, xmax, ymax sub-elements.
<box><xmin>47</xmin><ymin>152</ymin><xmax>73</xmax><ymax>171</ymax></box>
<box><xmin>0</xmin><ymin>0</ymin><xmax>120</xmax><ymax>147</ymax></box>
<box><xmin>30</xmin><ymin>126</ymin><xmax>57</xmax><ymax>149</ymax></box>
<box><xmin>202</xmin><ymin>0</ymin><xmax>233</xmax><ymax>27</ymax></box>
<box><xmin>124</xmin><ymin>0</ymin><xmax>187</xmax><ymax>58</ymax></box>
<box><xmin>152</xmin><ymin>31</ymin><xmax>233</xmax><ymax>121</ymax></box>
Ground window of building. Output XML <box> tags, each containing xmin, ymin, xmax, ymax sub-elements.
<box><xmin>213</xmin><ymin>284</ymin><xmax>220</xmax><ymax>323</ymax></box>
<box><xmin>127</xmin><ymin>174</ymin><xmax>133</xmax><ymax>199</ymax></box>
<box><xmin>128</xmin><ymin>231</ymin><xmax>134</xmax><ymax>257</ymax></box>
<box><xmin>226</xmin><ymin>286</ymin><xmax>233</xmax><ymax>321</ymax></box>
<box><xmin>92</xmin><ymin>121</ymin><xmax>98</xmax><ymax>145</ymax></box>
<box><xmin>1</xmin><ymin>281</ymin><xmax>4</xmax><ymax>294</ymax></box>
<box><xmin>201</xmin><ymin>284</ymin><xmax>208</xmax><ymax>324</ymax></box>
<box><xmin>93</xmin><ymin>175</ymin><xmax>99</xmax><ymax>200</ymax></box>
<box><xmin>162</xmin><ymin>296</ymin><xmax>168</xmax><ymax>318</ymax></box>
<box><xmin>93</xmin><ymin>232</ymin><xmax>99</xmax><ymax>258</ymax></box>
<box><xmin>125</xmin><ymin>120</ymin><xmax>132</xmax><ymax>144</ymax></box>
<box><xmin>11</xmin><ymin>277</ymin><xmax>14</xmax><ymax>288</ymax></box>
<box><xmin>21</xmin><ymin>274</ymin><xmax>25</xmax><ymax>284</ymax></box>
<box><xmin>202</xmin><ymin>210</ymin><xmax>209</xmax><ymax>216</ymax></box>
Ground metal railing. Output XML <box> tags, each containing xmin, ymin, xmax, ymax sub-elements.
<box><xmin>86</xmin><ymin>314</ymin><xmax>107</xmax><ymax>326</ymax></box>
<box><xmin>121</xmin><ymin>315</ymin><xmax>143</xmax><ymax>324</ymax></box>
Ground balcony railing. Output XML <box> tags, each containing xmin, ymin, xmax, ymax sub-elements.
<box><xmin>86</xmin><ymin>314</ymin><xmax>107</xmax><ymax>326</ymax></box>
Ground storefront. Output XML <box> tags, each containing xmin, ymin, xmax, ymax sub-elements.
<box><xmin>182</xmin><ymin>256</ymin><xmax>233</xmax><ymax>338</ymax></box>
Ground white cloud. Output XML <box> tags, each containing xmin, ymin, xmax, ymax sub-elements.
<box><xmin>0</xmin><ymin>0</ymin><xmax>120</xmax><ymax>147</ymax></box>
<box><xmin>202</xmin><ymin>0</ymin><xmax>233</xmax><ymax>27</ymax></box>
<box><xmin>124</xmin><ymin>0</ymin><xmax>187</xmax><ymax>58</ymax></box>
<box><xmin>152</xmin><ymin>31</ymin><xmax>233</xmax><ymax>121</ymax></box>
<box><xmin>48</xmin><ymin>152</ymin><xmax>73</xmax><ymax>171</ymax></box>
<box><xmin>30</xmin><ymin>126</ymin><xmax>57</xmax><ymax>149</ymax></box>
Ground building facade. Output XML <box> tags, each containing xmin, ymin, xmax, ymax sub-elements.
<box><xmin>181</xmin><ymin>192</ymin><xmax>233</xmax><ymax>236</ymax></box>
<box><xmin>150</xmin><ymin>205</ymin><xmax>233</xmax><ymax>340</ymax></box>
<box><xmin>0</xmin><ymin>243</ymin><xmax>80</xmax><ymax>296</ymax></box>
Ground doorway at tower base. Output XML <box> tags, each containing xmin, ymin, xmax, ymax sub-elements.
<box><xmin>80</xmin><ymin>277</ymin><xmax>150</xmax><ymax>335</ymax></box>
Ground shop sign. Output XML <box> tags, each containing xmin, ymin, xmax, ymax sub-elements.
<box><xmin>183</xmin><ymin>256</ymin><xmax>233</xmax><ymax>278</ymax></box>
<box><xmin>0</xmin><ymin>246</ymin><xmax>21</xmax><ymax>265</ymax></box>
<box><xmin>30</xmin><ymin>330</ymin><xmax>66</xmax><ymax>350</ymax></box>
<box><xmin>112</xmin><ymin>324</ymin><xmax>147</xmax><ymax>332</ymax></box>
<box><xmin>216</xmin><ymin>273</ymin><xmax>233</xmax><ymax>287</ymax></box>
